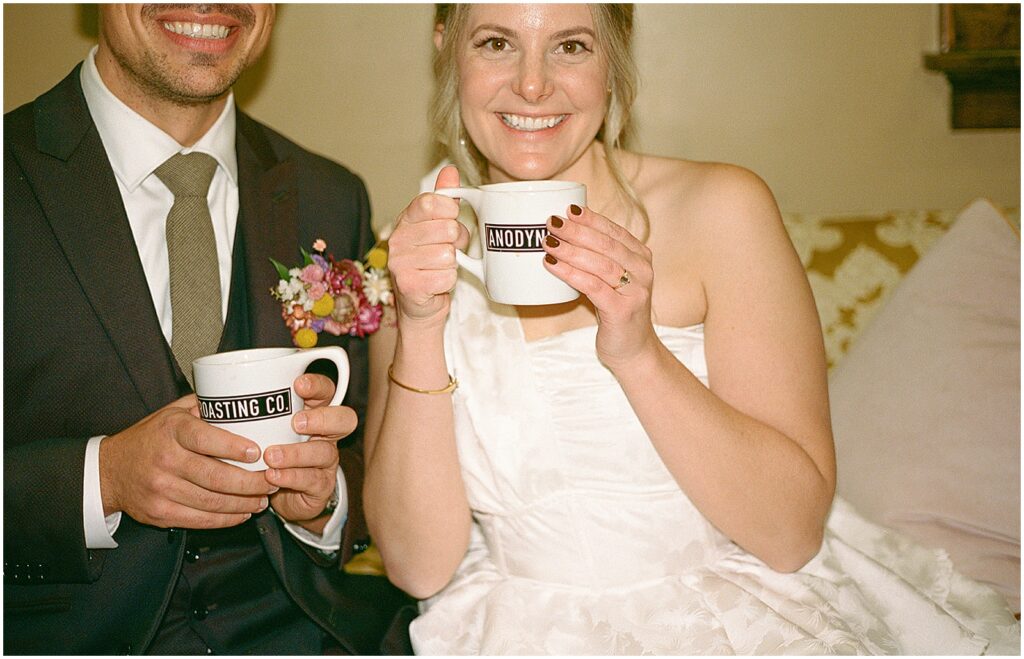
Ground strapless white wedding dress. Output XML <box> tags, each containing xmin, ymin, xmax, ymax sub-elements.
<box><xmin>408</xmin><ymin>273</ymin><xmax>1019</xmax><ymax>655</ymax></box>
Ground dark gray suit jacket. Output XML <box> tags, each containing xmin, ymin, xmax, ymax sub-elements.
<box><xmin>3</xmin><ymin>65</ymin><xmax>411</xmax><ymax>654</ymax></box>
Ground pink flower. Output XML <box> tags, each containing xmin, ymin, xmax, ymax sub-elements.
<box><xmin>322</xmin><ymin>319</ymin><xmax>346</xmax><ymax>336</ymax></box>
<box><xmin>312</xmin><ymin>239</ymin><xmax>327</xmax><ymax>253</ymax></box>
<box><xmin>308</xmin><ymin>281</ymin><xmax>327</xmax><ymax>301</ymax></box>
<box><xmin>300</xmin><ymin>264</ymin><xmax>325</xmax><ymax>284</ymax></box>
<box><xmin>355</xmin><ymin>303</ymin><xmax>383</xmax><ymax>336</ymax></box>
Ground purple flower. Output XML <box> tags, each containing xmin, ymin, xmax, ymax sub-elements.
<box><xmin>310</xmin><ymin>318</ymin><xmax>326</xmax><ymax>333</ymax></box>
<box><xmin>311</xmin><ymin>254</ymin><xmax>329</xmax><ymax>271</ymax></box>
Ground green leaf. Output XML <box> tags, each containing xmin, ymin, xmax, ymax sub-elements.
<box><xmin>300</xmin><ymin>246</ymin><xmax>314</xmax><ymax>266</ymax></box>
<box><xmin>269</xmin><ymin>257</ymin><xmax>291</xmax><ymax>281</ymax></box>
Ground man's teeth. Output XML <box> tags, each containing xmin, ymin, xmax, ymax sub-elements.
<box><xmin>501</xmin><ymin>114</ymin><xmax>567</xmax><ymax>131</ymax></box>
<box><xmin>163</xmin><ymin>22</ymin><xmax>231</xmax><ymax>39</ymax></box>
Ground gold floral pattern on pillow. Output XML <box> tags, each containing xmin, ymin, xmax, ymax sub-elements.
<box><xmin>782</xmin><ymin>210</ymin><xmax>960</xmax><ymax>369</ymax></box>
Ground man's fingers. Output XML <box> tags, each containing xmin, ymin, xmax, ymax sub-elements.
<box><xmin>175</xmin><ymin>418</ymin><xmax>261</xmax><ymax>464</ymax></box>
<box><xmin>265</xmin><ymin>466</ymin><xmax>335</xmax><ymax>498</ymax></box>
<box><xmin>179</xmin><ymin>453</ymin><xmax>279</xmax><ymax>496</ymax></box>
<box><xmin>167</xmin><ymin>478</ymin><xmax>270</xmax><ymax>515</ymax></box>
<box><xmin>293</xmin><ymin>373</ymin><xmax>335</xmax><ymax>407</ymax></box>
<box><xmin>294</xmin><ymin>405</ymin><xmax>357</xmax><ymax>439</ymax></box>
<box><xmin>169</xmin><ymin>393</ymin><xmax>198</xmax><ymax>409</ymax></box>
<box><xmin>150</xmin><ymin>502</ymin><xmax>254</xmax><ymax>530</ymax></box>
<box><xmin>264</xmin><ymin>437</ymin><xmax>339</xmax><ymax>470</ymax></box>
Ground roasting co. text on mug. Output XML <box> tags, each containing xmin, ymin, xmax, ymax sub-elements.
<box><xmin>198</xmin><ymin>388</ymin><xmax>292</xmax><ymax>423</ymax></box>
<box><xmin>485</xmin><ymin>223</ymin><xmax>548</xmax><ymax>252</ymax></box>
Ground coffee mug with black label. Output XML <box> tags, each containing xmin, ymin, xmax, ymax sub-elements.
<box><xmin>192</xmin><ymin>347</ymin><xmax>349</xmax><ymax>471</ymax></box>
<box><xmin>435</xmin><ymin>180</ymin><xmax>585</xmax><ymax>306</ymax></box>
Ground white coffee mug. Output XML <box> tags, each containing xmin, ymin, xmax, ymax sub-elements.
<box><xmin>435</xmin><ymin>180</ymin><xmax>585</xmax><ymax>306</ymax></box>
<box><xmin>192</xmin><ymin>347</ymin><xmax>349</xmax><ymax>471</ymax></box>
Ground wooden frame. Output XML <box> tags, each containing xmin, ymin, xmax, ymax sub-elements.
<box><xmin>923</xmin><ymin>3</ymin><xmax>1020</xmax><ymax>129</ymax></box>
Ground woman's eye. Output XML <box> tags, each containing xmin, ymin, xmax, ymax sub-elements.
<box><xmin>557</xmin><ymin>40</ymin><xmax>589</xmax><ymax>55</ymax></box>
<box><xmin>481</xmin><ymin>37</ymin><xmax>507</xmax><ymax>52</ymax></box>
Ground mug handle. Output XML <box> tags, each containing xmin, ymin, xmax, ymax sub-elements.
<box><xmin>434</xmin><ymin>187</ymin><xmax>485</xmax><ymax>283</ymax></box>
<box><xmin>288</xmin><ymin>346</ymin><xmax>350</xmax><ymax>408</ymax></box>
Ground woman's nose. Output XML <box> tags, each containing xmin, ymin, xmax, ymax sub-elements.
<box><xmin>512</xmin><ymin>56</ymin><xmax>553</xmax><ymax>103</ymax></box>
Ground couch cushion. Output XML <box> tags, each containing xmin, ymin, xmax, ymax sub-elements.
<box><xmin>783</xmin><ymin>210</ymin><xmax>957</xmax><ymax>368</ymax></box>
<box><xmin>829</xmin><ymin>198</ymin><xmax>1020</xmax><ymax>611</ymax></box>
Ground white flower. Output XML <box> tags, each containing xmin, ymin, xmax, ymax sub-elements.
<box><xmin>362</xmin><ymin>267</ymin><xmax>393</xmax><ymax>306</ymax></box>
<box><xmin>276</xmin><ymin>277</ymin><xmax>304</xmax><ymax>302</ymax></box>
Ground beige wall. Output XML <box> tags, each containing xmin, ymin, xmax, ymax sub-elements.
<box><xmin>5</xmin><ymin>4</ymin><xmax>1019</xmax><ymax>234</ymax></box>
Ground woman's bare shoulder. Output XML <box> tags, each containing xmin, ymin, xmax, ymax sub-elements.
<box><xmin>635</xmin><ymin>154</ymin><xmax>771</xmax><ymax>208</ymax></box>
<box><xmin>629</xmin><ymin>153</ymin><xmax>780</xmax><ymax>241</ymax></box>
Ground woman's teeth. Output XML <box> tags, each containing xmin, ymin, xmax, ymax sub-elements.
<box><xmin>163</xmin><ymin>22</ymin><xmax>231</xmax><ymax>39</ymax></box>
<box><xmin>501</xmin><ymin>113</ymin><xmax>567</xmax><ymax>132</ymax></box>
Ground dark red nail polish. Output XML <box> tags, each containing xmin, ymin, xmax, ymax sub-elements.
<box><xmin>550</xmin><ymin>216</ymin><xmax>564</xmax><ymax>228</ymax></box>
<box><xmin>569</xmin><ymin>204</ymin><xmax>583</xmax><ymax>216</ymax></box>
<box><xmin>545</xmin><ymin>235</ymin><xmax>560</xmax><ymax>248</ymax></box>
<box><xmin>545</xmin><ymin>254</ymin><xmax>558</xmax><ymax>265</ymax></box>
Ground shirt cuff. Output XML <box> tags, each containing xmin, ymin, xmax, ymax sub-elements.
<box><xmin>83</xmin><ymin>436</ymin><xmax>121</xmax><ymax>549</ymax></box>
<box><xmin>280</xmin><ymin>467</ymin><xmax>347</xmax><ymax>552</ymax></box>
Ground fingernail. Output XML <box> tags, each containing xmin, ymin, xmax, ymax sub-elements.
<box><xmin>545</xmin><ymin>254</ymin><xmax>558</xmax><ymax>265</ymax></box>
<box><xmin>294</xmin><ymin>413</ymin><xmax>308</xmax><ymax>432</ymax></box>
<box><xmin>259</xmin><ymin>497</ymin><xmax>269</xmax><ymax>510</ymax></box>
<box><xmin>545</xmin><ymin>235</ymin><xmax>560</xmax><ymax>248</ymax></box>
<box><xmin>569</xmin><ymin>204</ymin><xmax>582</xmax><ymax>216</ymax></box>
<box><xmin>550</xmin><ymin>215</ymin><xmax>564</xmax><ymax>228</ymax></box>
<box><xmin>267</xmin><ymin>469</ymin><xmax>280</xmax><ymax>480</ymax></box>
<box><xmin>268</xmin><ymin>486</ymin><xmax>280</xmax><ymax>494</ymax></box>
<box><xmin>245</xmin><ymin>446</ymin><xmax>260</xmax><ymax>462</ymax></box>
<box><xmin>265</xmin><ymin>448</ymin><xmax>282</xmax><ymax>465</ymax></box>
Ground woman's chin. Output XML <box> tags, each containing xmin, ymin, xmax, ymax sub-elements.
<box><xmin>487</xmin><ymin>159</ymin><xmax>569</xmax><ymax>183</ymax></box>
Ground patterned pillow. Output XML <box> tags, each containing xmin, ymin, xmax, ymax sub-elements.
<box><xmin>782</xmin><ymin>209</ymin><xmax>1010</xmax><ymax>368</ymax></box>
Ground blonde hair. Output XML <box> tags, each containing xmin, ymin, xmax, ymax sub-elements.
<box><xmin>430</xmin><ymin>4</ymin><xmax>648</xmax><ymax>238</ymax></box>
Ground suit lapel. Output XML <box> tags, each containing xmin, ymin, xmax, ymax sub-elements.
<box><xmin>17</xmin><ymin>67</ymin><xmax>181</xmax><ymax>410</ymax></box>
<box><xmin>235</xmin><ymin>112</ymin><xmax>299</xmax><ymax>349</ymax></box>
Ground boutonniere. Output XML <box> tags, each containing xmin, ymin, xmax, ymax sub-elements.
<box><xmin>270</xmin><ymin>238</ymin><xmax>393</xmax><ymax>348</ymax></box>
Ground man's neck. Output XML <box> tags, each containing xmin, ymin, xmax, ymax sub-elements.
<box><xmin>94</xmin><ymin>51</ymin><xmax>226</xmax><ymax>147</ymax></box>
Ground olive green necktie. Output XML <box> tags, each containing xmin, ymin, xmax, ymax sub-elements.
<box><xmin>154</xmin><ymin>152</ymin><xmax>222</xmax><ymax>387</ymax></box>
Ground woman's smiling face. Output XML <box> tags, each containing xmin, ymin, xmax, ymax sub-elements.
<box><xmin>452</xmin><ymin>4</ymin><xmax>609</xmax><ymax>183</ymax></box>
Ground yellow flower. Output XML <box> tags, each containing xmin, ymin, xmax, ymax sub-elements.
<box><xmin>365</xmin><ymin>246</ymin><xmax>388</xmax><ymax>270</ymax></box>
<box><xmin>294</xmin><ymin>328</ymin><xmax>318</xmax><ymax>348</ymax></box>
<box><xmin>311</xmin><ymin>293</ymin><xmax>335</xmax><ymax>318</ymax></box>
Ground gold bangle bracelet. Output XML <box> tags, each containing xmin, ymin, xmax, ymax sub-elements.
<box><xmin>387</xmin><ymin>363</ymin><xmax>458</xmax><ymax>395</ymax></box>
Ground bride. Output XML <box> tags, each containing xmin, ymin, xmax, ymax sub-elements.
<box><xmin>363</xmin><ymin>3</ymin><xmax>1019</xmax><ymax>654</ymax></box>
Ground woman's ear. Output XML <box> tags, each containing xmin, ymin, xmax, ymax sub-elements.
<box><xmin>433</xmin><ymin>23</ymin><xmax>445</xmax><ymax>51</ymax></box>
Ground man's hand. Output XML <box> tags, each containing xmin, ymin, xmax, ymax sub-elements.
<box><xmin>264</xmin><ymin>374</ymin><xmax>355</xmax><ymax>534</ymax></box>
<box><xmin>100</xmin><ymin>395</ymin><xmax>277</xmax><ymax>528</ymax></box>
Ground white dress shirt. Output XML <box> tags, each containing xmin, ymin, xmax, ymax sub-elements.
<box><xmin>79</xmin><ymin>46</ymin><xmax>345</xmax><ymax>552</ymax></box>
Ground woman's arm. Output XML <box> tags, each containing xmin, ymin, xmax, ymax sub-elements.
<box><xmin>543</xmin><ymin>164</ymin><xmax>834</xmax><ymax>572</ymax></box>
<box><xmin>363</xmin><ymin>166</ymin><xmax>474</xmax><ymax>598</ymax></box>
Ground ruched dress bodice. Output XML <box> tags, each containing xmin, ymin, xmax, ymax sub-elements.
<box><xmin>408</xmin><ymin>273</ymin><xmax>1019</xmax><ymax>655</ymax></box>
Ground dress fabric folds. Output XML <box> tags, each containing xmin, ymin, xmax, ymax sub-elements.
<box><xmin>408</xmin><ymin>272</ymin><xmax>1020</xmax><ymax>655</ymax></box>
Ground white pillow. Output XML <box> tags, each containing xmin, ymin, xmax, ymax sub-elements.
<box><xmin>830</xmin><ymin>198</ymin><xmax>1020</xmax><ymax>612</ymax></box>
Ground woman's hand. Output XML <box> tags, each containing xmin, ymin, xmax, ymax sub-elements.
<box><xmin>387</xmin><ymin>165</ymin><xmax>471</xmax><ymax>332</ymax></box>
<box><xmin>542</xmin><ymin>204</ymin><xmax>657</xmax><ymax>371</ymax></box>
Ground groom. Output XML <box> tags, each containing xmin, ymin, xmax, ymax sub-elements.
<box><xmin>4</xmin><ymin>4</ymin><xmax>411</xmax><ymax>654</ymax></box>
